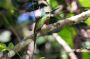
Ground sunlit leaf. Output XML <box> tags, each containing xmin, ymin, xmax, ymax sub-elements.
<box><xmin>82</xmin><ymin>52</ymin><xmax>90</xmax><ymax>59</ymax></box>
<box><xmin>58</xmin><ymin>26</ymin><xmax>76</xmax><ymax>48</ymax></box>
<box><xmin>79</xmin><ymin>0</ymin><xmax>90</xmax><ymax>7</ymax></box>
<box><xmin>47</xmin><ymin>0</ymin><xmax>59</xmax><ymax>10</ymax></box>
<box><xmin>0</xmin><ymin>43</ymin><xmax>7</xmax><ymax>52</ymax></box>
<box><xmin>85</xmin><ymin>17</ymin><xmax>90</xmax><ymax>26</ymax></box>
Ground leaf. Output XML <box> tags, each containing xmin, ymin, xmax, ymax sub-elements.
<box><xmin>0</xmin><ymin>43</ymin><xmax>7</xmax><ymax>52</ymax></box>
<box><xmin>82</xmin><ymin>52</ymin><xmax>90</xmax><ymax>59</ymax></box>
<box><xmin>40</xmin><ymin>57</ymin><xmax>45</xmax><ymax>59</ymax></box>
<box><xmin>0</xmin><ymin>0</ymin><xmax>16</xmax><ymax>13</ymax></box>
<box><xmin>36</xmin><ymin>36</ymin><xmax>46</xmax><ymax>45</ymax></box>
<box><xmin>79</xmin><ymin>0</ymin><xmax>90</xmax><ymax>7</ymax></box>
<box><xmin>47</xmin><ymin>0</ymin><xmax>59</xmax><ymax>10</ymax></box>
<box><xmin>85</xmin><ymin>17</ymin><xmax>90</xmax><ymax>26</ymax></box>
<box><xmin>8</xmin><ymin>42</ymin><xmax>14</xmax><ymax>50</ymax></box>
<box><xmin>0</xmin><ymin>0</ymin><xmax>6</xmax><ymax>7</ymax></box>
<box><xmin>58</xmin><ymin>26</ymin><xmax>76</xmax><ymax>48</ymax></box>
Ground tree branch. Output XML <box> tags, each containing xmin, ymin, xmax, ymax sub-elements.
<box><xmin>39</xmin><ymin>10</ymin><xmax>90</xmax><ymax>35</ymax></box>
<box><xmin>52</xmin><ymin>33</ymin><xmax>77</xmax><ymax>59</ymax></box>
<box><xmin>1</xmin><ymin>39</ymin><xmax>32</xmax><ymax>59</ymax></box>
<box><xmin>1</xmin><ymin>10</ymin><xmax>90</xmax><ymax>59</ymax></box>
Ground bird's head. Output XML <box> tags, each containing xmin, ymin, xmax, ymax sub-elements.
<box><xmin>17</xmin><ymin>12</ymin><xmax>36</xmax><ymax>26</ymax></box>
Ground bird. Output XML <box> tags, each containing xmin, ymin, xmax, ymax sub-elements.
<box><xmin>17</xmin><ymin>12</ymin><xmax>36</xmax><ymax>25</ymax></box>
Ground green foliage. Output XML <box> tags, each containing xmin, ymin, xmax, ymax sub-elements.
<box><xmin>58</xmin><ymin>26</ymin><xmax>77</xmax><ymax>48</ymax></box>
<box><xmin>40</xmin><ymin>57</ymin><xmax>45</xmax><ymax>59</ymax></box>
<box><xmin>0</xmin><ymin>0</ymin><xmax>6</xmax><ymax>7</ymax></box>
<box><xmin>82</xmin><ymin>52</ymin><xmax>90</xmax><ymax>59</ymax></box>
<box><xmin>47</xmin><ymin>0</ymin><xmax>59</xmax><ymax>10</ymax></box>
<box><xmin>36</xmin><ymin>36</ymin><xmax>46</xmax><ymax>45</ymax></box>
<box><xmin>66</xmin><ymin>12</ymin><xmax>75</xmax><ymax>18</ymax></box>
<box><xmin>79</xmin><ymin>0</ymin><xmax>90</xmax><ymax>7</ymax></box>
<box><xmin>60</xmin><ymin>48</ymin><xmax>68</xmax><ymax>59</ymax></box>
<box><xmin>8</xmin><ymin>42</ymin><xmax>15</xmax><ymax>50</ymax></box>
<box><xmin>85</xmin><ymin>17</ymin><xmax>90</xmax><ymax>26</ymax></box>
<box><xmin>35</xmin><ymin>55</ymin><xmax>45</xmax><ymax>59</ymax></box>
<box><xmin>0</xmin><ymin>0</ymin><xmax>16</xmax><ymax>13</ymax></box>
<box><xmin>0</xmin><ymin>43</ymin><xmax>7</xmax><ymax>52</ymax></box>
<box><xmin>0</xmin><ymin>42</ymin><xmax>14</xmax><ymax>52</ymax></box>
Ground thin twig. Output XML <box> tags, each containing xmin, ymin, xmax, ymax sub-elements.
<box><xmin>52</xmin><ymin>33</ymin><xmax>77</xmax><ymax>59</ymax></box>
<box><xmin>1</xmin><ymin>39</ymin><xmax>32</xmax><ymax>59</ymax></box>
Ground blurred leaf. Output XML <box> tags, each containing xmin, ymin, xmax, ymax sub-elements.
<box><xmin>82</xmin><ymin>52</ymin><xmax>90</xmax><ymax>59</ymax></box>
<box><xmin>0</xmin><ymin>0</ymin><xmax>16</xmax><ymax>13</ymax></box>
<box><xmin>47</xmin><ymin>0</ymin><xmax>59</xmax><ymax>10</ymax></box>
<box><xmin>0</xmin><ymin>0</ymin><xmax>6</xmax><ymax>7</ymax></box>
<box><xmin>59</xmin><ymin>11</ymin><xmax>65</xmax><ymax>19</ymax></box>
<box><xmin>35</xmin><ymin>55</ymin><xmax>45</xmax><ymax>59</ymax></box>
<box><xmin>40</xmin><ymin>57</ymin><xmax>45</xmax><ymax>59</ymax></box>
<box><xmin>8</xmin><ymin>42</ymin><xmax>14</xmax><ymax>50</ymax></box>
<box><xmin>36</xmin><ymin>36</ymin><xmax>46</xmax><ymax>45</ymax></box>
<box><xmin>81</xmin><ymin>49</ymin><xmax>88</xmax><ymax>52</ymax></box>
<box><xmin>79</xmin><ymin>0</ymin><xmax>90</xmax><ymax>7</ymax></box>
<box><xmin>58</xmin><ymin>26</ymin><xmax>76</xmax><ymax>48</ymax></box>
<box><xmin>66</xmin><ymin>12</ymin><xmax>75</xmax><ymax>18</ymax></box>
<box><xmin>46</xmin><ymin>35</ymin><xmax>55</xmax><ymax>42</ymax></box>
<box><xmin>85</xmin><ymin>17</ymin><xmax>90</xmax><ymax>26</ymax></box>
<box><xmin>52</xmin><ymin>41</ymin><xmax>60</xmax><ymax>48</ymax></box>
<box><xmin>60</xmin><ymin>48</ymin><xmax>68</xmax><ymax>59</ymax></box>
<box><xmin>0</xmin><ymin>43</ymin><xmax>7</xmax><ymax>52</ymax></box>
